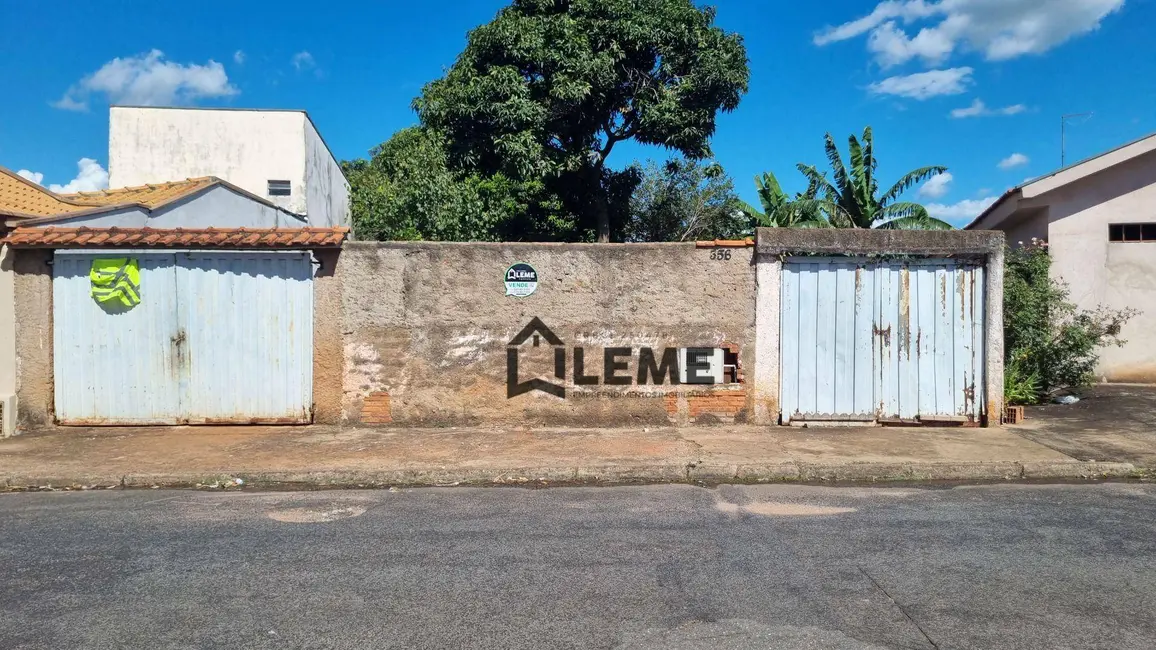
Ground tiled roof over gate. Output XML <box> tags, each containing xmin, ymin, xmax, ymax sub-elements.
<box><xmin>2</xmin><ymin>226</ymin><xmax>350</xmax><ymax>248</ymax></box>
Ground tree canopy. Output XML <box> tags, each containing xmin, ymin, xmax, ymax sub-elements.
<box><xmin>414</xmin><ymin>0</ymin><xmax>749</xmax><ymax>242</ymax></box>
<box><xmin>624</xmin><ymin>158</ymin><xmax>748</xmax><ymax>242</ymax></box>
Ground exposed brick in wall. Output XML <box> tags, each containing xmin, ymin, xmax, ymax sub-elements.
<box><xmin>361</xmin><ymin>392</ymin><xmax>392</xmax><ymax>424</ymax></box>
<box><xmin>665</xmin><ymin>389</ymin><xmax>749</xmax><ymax>424</ymax></box>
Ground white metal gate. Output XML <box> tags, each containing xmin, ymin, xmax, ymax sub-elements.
<box><xmin>53</xmin><ymin>250</ymin><xmax>314</xmax><ymax>425</ymax></box>
<box><xmin>780</xmin><ymin>257</ymin><xmax>985</xmax><ymax>424</ymax></box>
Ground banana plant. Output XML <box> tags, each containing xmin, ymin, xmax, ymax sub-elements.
<box><xmin>747</xmin><ymin>171</ymin><xmax>830</xmax><ymax>228</ymax></box>
<box><xmin>795</xmin><ymin>127</ymin><xmax>952</xmax><ymax>230</ymax></box>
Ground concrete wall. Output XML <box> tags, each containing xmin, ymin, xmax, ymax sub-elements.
<box><xmin>38</xmin><ymin>187</ymin><xmax>307</xmax><ymax>229</ymax></box>
<box><xmin>109</xmin><ymin>107</ymin><xmax>308</xmax><ymax>215</ymax></box>
<box><xmin>0</xmin><ymin>243</ymin><xmax>15</xmax><ymax>436</ymax></box>
<box><xmin>1041</xmin><ymin>151</ymin><xmax>1156</xmax><ymax>381</ymax></box>
<box><xmin>329</xmin><ymin>242</ymin><xmax>757</xmax><ymax>427</ymax></box>
<box><xmin>304</xmin><ymin>119</ymin><xmax>351</xmax><ymax>229</ymax></box>
<box><xmin>12</xmin><ymin>249</ymin><xmax>52</xmax><ymax>431</ymax></box>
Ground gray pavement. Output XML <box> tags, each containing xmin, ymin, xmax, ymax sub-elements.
<box><xmin>3</xmin><ymin>483</ymin><xmax>1156</xmax><ymax>649</ymax></box>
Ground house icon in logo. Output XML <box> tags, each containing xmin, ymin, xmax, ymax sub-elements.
<box><xmin>507</xmin><ymin>317</ymin><xmax>566</xmax><ymax>398</ymax></box>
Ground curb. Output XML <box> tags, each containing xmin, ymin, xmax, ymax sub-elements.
<box><xmin>2</xmin><ymin>460</ymin><xmax>1141</xmax><ymax>491</ymax></box>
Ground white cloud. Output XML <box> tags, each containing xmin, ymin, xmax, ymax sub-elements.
<box><xmin>46</xmin><ymin>158</ymin><xmax>110</xmax><ymax>194</ymax></box>
<box><xmin>919</xmin><ymin>172</ymin><xmax>953</xmax><ymax>199</ymax></box>
<box><xmin>926</xmin><ymin>196</ymin><xmax>999</xmax><ymax>223</ymax></box>
<box><xmin>50</xmin><ymin>95</ymin><xmax>89</xmax><ymax>112</ymax></box>
<box><xmin>233</xmin><ymin>50</ymin><xmax>245</xmax><ymax>64</ymax></box>
<box><xmin>815</xmin><ymin>0</ymin><xmax>1125</xmax><ymax>67</ymax></box>
<box><xmin>292</xmin><ymin>51</ymin><xmax>315</xmax><ymax>71</ymax></box>
<box><xmin>999</xmin><ymin>153</ymin><xmax>1030</xmax><ymax>169</ymax></box>
<box><xmin>868</xmin><ymin>20</ymin><xmax>955</xmax><ymax>67</ymax></box>
<box><xmin>814</xmin><ymin>1</ymin><xmax>939</xmax><ymax>46</ymax></box>
<box><xmin>16</xmin><ymin>169</ymin><xmax>44</xmax><ymax>184</ymax></box>
<box><xmin>950</xmin><ymin>98</ymin><xmax>1027</xmax><ymax>118</ymax></box>
<box><xmin>868</xmin><ymin>67</ymin><xmax>973</xmax><ymax>99</ymax></box>
<box><xmin>52</xmin><ymin>50</ymin><xmax>237</xmax><ymax>111</ymax></box>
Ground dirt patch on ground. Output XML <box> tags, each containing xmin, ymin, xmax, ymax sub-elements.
<box><xmin>715</xmin><ymin>500</ymin><xmax>857</xmax><ymax>517</ymax></box>
<box><xmin>1014</xmin><ymin>384</ymin><xmax>1156</xmax><ymax>465</ymax></box>
<box><xmin>267</xmin><ymin>506</ymin><xmax>368</xmax><ymax>523</ymax></box>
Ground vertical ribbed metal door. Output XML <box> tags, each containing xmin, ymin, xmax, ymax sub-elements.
<box><xmin>53</xmin><ymin>250</ymin><xmax>313</xmax><ymax>425</ymax></box>
<box><xmin>178</xmin><ymin>251</ymin><xmax>313</xmax><ymax>423</ymax></box>
<box><xmin>54</xmin><ymin>252</ymin><xmax>182</xmax><ymax>424</ymax></box>
<box><xmin>780</xmin><ymin>258</ymin><xmax>985</xmax><ymax>424</ymax></box>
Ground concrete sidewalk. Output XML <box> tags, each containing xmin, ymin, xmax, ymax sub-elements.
<box><xmin>0</xmin><ymin>423</ymin><xmax>1140</xmax><ymax>490</ymax></box>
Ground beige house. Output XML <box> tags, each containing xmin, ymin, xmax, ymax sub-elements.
<box><xmin>967</xmin><ymin>132</ymin><xmax>1156</xmax><ymax>382</ymax></box>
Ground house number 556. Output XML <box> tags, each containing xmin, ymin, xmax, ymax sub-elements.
<box><xmin>709</xmin><ymin>249</ymin><xmax>732</xmax><ymax>260</ymax></box>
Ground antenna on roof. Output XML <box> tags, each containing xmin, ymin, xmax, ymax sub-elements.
<box><xmin>1061</xmin><ymin>112</ymin><xmax>1093</xmax><ymax>167</ymax></box>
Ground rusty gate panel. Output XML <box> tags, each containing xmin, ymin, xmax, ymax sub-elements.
<box><xmin>53</xmin><ymin>252</ymin><xmax>183</xmax><ymax>424</ymax></box>
<box><xmin>780</xmin><ymin>258</ymin><xmax>984</xmax><ymax>424</ymax></box>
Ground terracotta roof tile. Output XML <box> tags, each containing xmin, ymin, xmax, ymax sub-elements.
<box><xmin>58</xmin><ymin>177</ymin><xmax>217</xmax><ymax>209</ymax></box>
<box><xmin>695</xmin><ymin>238</ymin><xmax>755</xmax><ymax>248</ymax></box>
<box><xmin>2</xmin><ymin>227</ymin><xmax>350</xmax><ymax>249</ymax></box>
<box><xmin>1</xmin><ymin>165</ymin><xmax>223</xmax><ymax>221</ymax></box>
<box><xmin>0</xmin><ymin>168</ymin><xmax>94</xmax><ymax>218</ymax></box>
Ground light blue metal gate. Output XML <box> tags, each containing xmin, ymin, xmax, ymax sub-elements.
<box><xmin>53</xmin><ymin>250</ymin><xmax>314</xmax><ymax>425</ymax></box>
<box><xmin>780</xmin><ymin>258</ymin><xmax>985</xmax><ymax>424</ymax></box>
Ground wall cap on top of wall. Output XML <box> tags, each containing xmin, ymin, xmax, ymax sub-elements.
<box><xmin>755</xmin><ymin>228</ymin><xmax>1004</xmax><ymax>257</ymax></box>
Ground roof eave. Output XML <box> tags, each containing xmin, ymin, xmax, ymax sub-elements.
<box><xmin>964</xmin><ymin>187</ymin><xmax>1022</xmax><ymax>230</ymax></box>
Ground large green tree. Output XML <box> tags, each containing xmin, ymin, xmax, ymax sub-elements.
<box><xmin>415</xmin><ymin>0</ymin><xmax>750</xmax><ymax>242</ymax></box>
<box><xmin>342</xmin><ymin>126</ymin><xmax>547</xmax><ymax>241</ymax></box>
<box><xmin>796</xmin><ymin>127</ymin><xmax>952</xmax><ymax>230</ymax></box>
<box><xmin>624</xmin><ymin>158</ymin><xmax>747</xmax><ymax>242</ymax></box>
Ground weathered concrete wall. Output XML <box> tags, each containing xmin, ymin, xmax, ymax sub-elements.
<box><xmin>313</xmin><ymin>249</ymin><xmax>344</xmax><ymax>424</ymax></box>
<box><xmin>12</xmin><ymin>249</ymin><xmax>52</xmax><ymax>430</ymax></box>
<box><xmin>0</xmin><ymin>243</ymin><xmax>16</xmax><ymax>436</ymax></box>
<box><xmin>336</xmin><ymin>242</ymin><xmax>756</xmax><ymax>426</ymax></box>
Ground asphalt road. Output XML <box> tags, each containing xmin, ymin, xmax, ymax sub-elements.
<box><xmin>2</xmin><ymin>483</ymin><xmax>1156</xmax><ymax>650</ymax></box>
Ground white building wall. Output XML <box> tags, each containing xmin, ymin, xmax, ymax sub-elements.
<box><xmin>0</xmin><ymin>243</ymin><xmax>15</xmax><ymax>436</ymax></box>
<box><xmin>109</xmin><ymin>107</ymin><xmax>308</xmax><ymax>215</ymax></box>
<box><xmin>304</xmin><ymin>118</ymin><xmax>351</xmax><ymax>228</ymax></box>
<box><xmin>1044</xmin><ymin>151</ymin><xmax>1156</xmax><ymax>382</ymax></box>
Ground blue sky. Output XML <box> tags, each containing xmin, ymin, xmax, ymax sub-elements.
<box><xmin>1</xmin><ymin>0</ymin><xmax>1152</xmax><ymax>226</ymax></box>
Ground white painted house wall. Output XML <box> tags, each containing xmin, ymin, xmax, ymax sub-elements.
<box><xmin>0</xmin><ymin>243</ymin><xmax>15</xmax><ymax>436</ymax></box>
<box><xmin>971</xmin><ymin>145</ymin><xmax>1156</xmax><ymax>382</ymax></box>
<box><xmin>1041</xmin><ymin>152</ymin><xmax>1156</xmax><ymax>382</ymax></box>
<box><xmin>108</xmin><ymin>107</ymin><xmax>349</xmax><ymax>227</ymax></box>
<box><xmin>304</xmin><ymin>118</ymin><xmax>350</xmax><ymax>228</ymax></box>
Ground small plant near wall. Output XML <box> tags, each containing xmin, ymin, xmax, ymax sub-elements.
<box><xmin>1004</xmin><ymin>239</ymin><xmax>1138</xmax><ymax>404</ymax></box>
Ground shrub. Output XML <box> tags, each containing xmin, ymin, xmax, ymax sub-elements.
<box><xmin>1003</xmin><ymin>239</ymin><xmax>1138</xmax><ymax>403</ymax></box>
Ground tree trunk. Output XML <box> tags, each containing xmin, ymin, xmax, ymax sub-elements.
<box><xmin>590</xmin><ymin>164</ymin><xmax>611</xmax><ymax>243</ymax></box>
<box><xmin>595</xmin><ymin>193</ymin><xmax>611</xmax><ymax>243</ymax></box>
